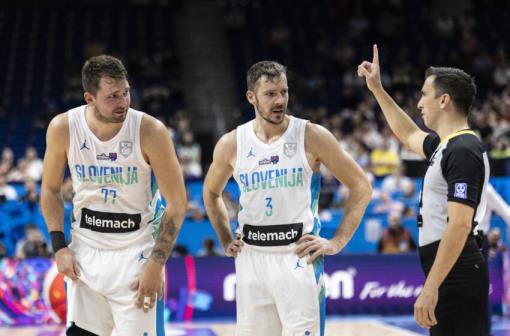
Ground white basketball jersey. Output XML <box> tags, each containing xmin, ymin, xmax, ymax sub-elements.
<box><xmin>233</xmin><ymin>116</ymin><xmax>321</xmax><ymax>250</ymax></box>
<box><xmin>67</xmin><ymin>105</ymin><xmax>164</xmax><ymax>249</ymax></box>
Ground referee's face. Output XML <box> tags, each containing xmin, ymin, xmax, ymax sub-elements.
<box><xmin>417</xmin><ymin>76</ymin><xmax>441</xmax><ymax>130</ymax></box>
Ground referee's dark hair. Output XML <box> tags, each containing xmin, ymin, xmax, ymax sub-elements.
<box><xmin>425</xmin><ymin>66</ymin><xmax>477</xmax><ymax>117</ymax></box>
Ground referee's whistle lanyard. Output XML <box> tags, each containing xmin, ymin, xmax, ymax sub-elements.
<box><xmin>417</xmin><ymin>129</ymin><xmax>478</xmax><ymax>229</ymax></box>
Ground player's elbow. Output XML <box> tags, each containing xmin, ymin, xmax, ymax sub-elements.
<box><xmin>355</xmin><ymin>175</ymin><xmax>373</xmax><ymax>203</ymax></box>
<box><xmin>203</xmin><ymin>186</ymin><xmax>221</xmax><ymax>207</ymax></box>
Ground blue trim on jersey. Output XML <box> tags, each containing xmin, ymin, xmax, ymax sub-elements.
<box><xmin>151</xmin><ymin>173</ymin><xmax>159</xmax><ymax>199</ymax></box>
<box><xmin>156</xmin><ymin>286</ymin><xmax>165</xmax><ymax>336</ymax></box>
<box><xmin>313</xmin><ymin>255</ymin><xmax>325</xmax><ymax>336</ymax></box>
<box><xmin>64</xmin><ymin>281</ymin><xmax>69</xmax><ymax>328</ymax></box>
<box><xmin>310</xmin><ymin>173</ymin><xmax>322</xmax><ymax>235</ymax></box>
<box><xmin>310</xmin><ymin>173</ymin><xmax>321</xmax><ymax>213</ymax></box>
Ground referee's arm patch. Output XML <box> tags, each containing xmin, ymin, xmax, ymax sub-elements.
<box><xmin>453</xmin><ymin>183</ymin><xmax>468</xmax><ymax>199</ymax></box>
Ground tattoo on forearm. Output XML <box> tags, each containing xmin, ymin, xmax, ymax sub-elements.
<box><xmin>150</xmin><ymin>216</ymin><xmax>179</xmax><ymax>265</ymax></box>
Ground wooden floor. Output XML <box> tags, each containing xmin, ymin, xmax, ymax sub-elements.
<box><xmin>0</xmin><ymin>320</ymin><xmax>424</xmax><ymax>336</ymax></box>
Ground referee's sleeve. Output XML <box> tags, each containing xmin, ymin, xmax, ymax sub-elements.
<box><xmin>441</xmin><ymin>145</ymin><xmax>483</xmax><ymax>207</ymax></box>
<box><xmin>423</xmin><ymin>133</ymin><xmax>440</xmax><ymax>159</ymax></box>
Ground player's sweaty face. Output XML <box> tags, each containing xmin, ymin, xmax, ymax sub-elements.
<box><xmin>94</xmin><ymin>77</ymin><xmax>131</xmax><ymax>123</ymax></box>
<box><xmin>253</xmin><ymin>74</ymin><xmax>289</xmax><ymax>125</ymax></box>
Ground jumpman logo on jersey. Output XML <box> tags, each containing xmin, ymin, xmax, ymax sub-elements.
<box><xmin>294</xmin><ymin>259</ymin><xmax>304</xmax><ymax>270</ymax></box>
<box><xmin>80</xmin><ymin>139</ymin><xmax>90</xmax><ymax>150</ymax></box>
<box><xmin>138</xmin><ymin>251</ymin><xmax>149</xmax><ymax>263</ymax></box>
<box><xmin>247</xmin><ymin>147</ymin><xmax>255</xmax><ymax>158</ymax></box>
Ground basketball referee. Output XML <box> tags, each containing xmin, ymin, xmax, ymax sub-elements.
<box><xmin>358</xmin><ymin>45</ymin><xmax>490</xmax><ymax>336</ymax></box>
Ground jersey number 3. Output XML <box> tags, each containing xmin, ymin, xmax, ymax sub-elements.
<box><xmin>265</xmin><ymin>197</ymin><xmax>273</xmax><ymax>216</ymax></box>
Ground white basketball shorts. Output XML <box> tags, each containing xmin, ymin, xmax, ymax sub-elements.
<box><xmin>65</xmin><ymin>239</ymin><xmax>165</xmax><ymax>336</ymax></box>
<box><xmin>235</xmin><ymin>244</ymin><xmax>325</xmax><ymax>336</ymax></box>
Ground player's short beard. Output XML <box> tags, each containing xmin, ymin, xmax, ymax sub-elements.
<box><xmin>94</xmin><ymin>106</ymin><xmax>126</xmax><ymax>123</ymax></box>
<box><xmin>255</xmin><ymin>97</ymin><xmax>285</xmax><ymax>125</ymax></box>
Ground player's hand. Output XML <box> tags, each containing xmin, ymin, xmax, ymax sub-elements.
<box><xmin>414</xmin><ymin>286</ymin><xmax>438</xmax><ymax>329</ymax></box>
<box><xmin>224</xmin><ymin>238</ymin><xmax>244</xmax><ymax>257</ymax></box>
<box><xmin>131</xmin><ymin>259</ymin><xmax>163</xmax><ymax>313</ymax></box>
<box><xmin>55</xmin><ymin>247</ymin><xmax>81</xmax><ymax>280</ymax></box>
<box><xmin>295</xmin><ymin>235</ymin><xmax>343</xmax><ymax>263</ymax></box>
<box><xmin>357</xmin><ymin>44</ymin><xmax>383</xmax><ymax>92</ymax></box>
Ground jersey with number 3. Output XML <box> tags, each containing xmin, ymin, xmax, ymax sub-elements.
<box><xmin>67</xmin><ymin>106</ymin><xmax>163</xmax><ymax>249</ymax></box>
<box><xmin>233</xmin><ymin>116</ymin><xmax>321</xmax><ymax>250</ymax></box>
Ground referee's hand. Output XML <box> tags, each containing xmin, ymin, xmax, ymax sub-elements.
<box><xmin>414</xmin><ymin>286</ymin><xmax>438</xmax><ymax>329</ymax></box>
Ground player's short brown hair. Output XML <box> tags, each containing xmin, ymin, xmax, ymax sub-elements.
<box><xmin>82</xmin><ymin>55</ymin><xmax>128</xmax><ymax>95</ymax></box>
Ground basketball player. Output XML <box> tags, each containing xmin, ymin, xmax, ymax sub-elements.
<box><xmin>203</xmin><ymin>61</ymin><xmax>372</xmax><ymax>335</ymax></box>
<box><xmin>358</xmin><ymin>45</ymin><xmax>489</xmax><ymax>335</ymax></box>
<box><xmin>41</xmin><ymin>55</ymin><xmax>187</xmax><ymax>335</ymax></box>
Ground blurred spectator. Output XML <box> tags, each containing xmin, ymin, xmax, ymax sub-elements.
<box><xmin>319</xmin><ymin>167</ymin><xmax>340</xmax><ymax>210</ymax></box>
<box><xmin>487</xmin><ymin>228</ymin><xmax>507</xmax><ymax>259</ymax></box>
<box><xmin>22</xmin><ymin>179</ymin><xmax>40</xmax><ymax>209</ymax></box>
<box><xmin>177</xmin><ymin>131</ymin><xmax>203</xmax><ymax>178</ymax></box>
<box><xmin>0</xmin><ymin>147</ymin><xmax>14</xmax><ymax>175</ymax></box>
<box><xmin>377</xmin><ymin>212</ymin><xmax>416</xmax><ymax>254</ymax></box>
<box><xmin>197</xmin><ymin>238</ymin><xmax>224</xmax><ymax>257</ymax></box>
<box><xmin>7</xmin><ymin>159</ymin><xmax>28</xmax><ymax>182</ymax></box>
<box><xmin>171</xmin><ymin>244</ymin><xmax>189</xmax><ymax>257</ymax></box>
<box><xmin>373</xmin><ymin>191</ymin><xmax>404</xmax><ymax>215</ymax></box>
<box><xmin>23</xmin><ymin>147</ymin><xmax>44</xmax><ymax>182</ymax></box>
<box><xmin>381</xmin><ymin>164</ymin><xmax>414</xmax><ymax>195</ymax></box>
<box><xmin>0</xmin><ymin>174</ymin><xmax>17</xmax><ymax>202</ymax></box>
<box><xmin>489</xmin><ymin>138</ymin><xmax>510</xmax><ymax>159</ymax></box>
<box><xmin>370</xmin><ymin>136</ymin><xmax>400</xmax><ymax>177</ymax></box>
<box><xmin>15</xmin><ymin>224</ymin><xmax>50</xmax><ymax>259</ymax></box>
<box><xmin>187</xmin><ymin>198</ymin><xmax>206</xmax><ymax>221</ymax></box>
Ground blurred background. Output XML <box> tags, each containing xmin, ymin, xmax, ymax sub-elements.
<box><xmin>0</xmin><ymin>0</ymin><xmax>509</xmax><ymax>335</ymax></box>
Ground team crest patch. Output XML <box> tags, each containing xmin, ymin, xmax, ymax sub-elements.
<box><xmin>119</xmin><ymin>141</ymin><xmax>133</xmax><ymax>158</ymax></box>
<box><xmin>454</xmin><ymin>183</ymin><xmax>467</xmax><ymax>199</ymax></box>
<box><xmin>283</xmin><ymin>143</ymin><xmax>297</xmax><ymax>158</ymax></box>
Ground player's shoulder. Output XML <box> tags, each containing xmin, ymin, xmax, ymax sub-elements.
<box><xmin>304</xmin><ymin>121</ymin><xmax>334</xmax><ymax>145</ymax></box>
<box><xmin>48</xmin><ymin>112</ymin><xmax>70</xmax><ymax>135</ymax></box>
<box><xmin>139</xmin><ymin>111</ymin><xmax>169</xmax><ymax>136</ymax></box>
<box><xmin>216</xmin><ymin>129</ymin><xmax>237</xmax><ymax>153</ymax></box>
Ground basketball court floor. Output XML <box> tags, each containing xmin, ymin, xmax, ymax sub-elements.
<box><xmin>2</xmin><ymin>316</ymin><xmax>510</xmax><ymax>336</ymax></box>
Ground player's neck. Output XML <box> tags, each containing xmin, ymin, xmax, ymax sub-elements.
<box><xmin>85</xmin><ymin>105</ymin><xmax>124</xmax><ymax>141</ymax></box>
<box><xmin>253</xmin><ymin>115</ymin><xmax>290</xmax><ymax>144</ymax></box>
<box><xmin>435</xmin><ymin>117</ymin><xmax>470</xmax><ymax>141</ymax></box>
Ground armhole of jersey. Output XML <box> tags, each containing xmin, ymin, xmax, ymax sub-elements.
<box><xmin>67</xmin><ymin>110</ymin><xmax>75</xmax><ymax>161</ymax></box>
<box><xmin>299</xmin><ymin>119</ymin><xmax>313</xmax><ymax>174</ymax></box>
<box><xmin>134</xmin><ymin>111</ymin><xmax>151</xmax><ymax>170</ymax></box>
<box><xmin>232</xmin><ymin>126</ymin><xmax>242</xmax><ymax>176</ymax></box>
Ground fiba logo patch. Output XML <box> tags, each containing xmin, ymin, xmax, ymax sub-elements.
<box><xmin>454</xmin><ymin>183</ymin><xmax>467</xmax><ymax>199</ymax></box>
<box><xmin>43</xmin><ymin>262</ymin><xmax>67</xmax><ymax>323</ymax></box>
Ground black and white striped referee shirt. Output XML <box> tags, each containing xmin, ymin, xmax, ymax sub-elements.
<box><xmin>418</xmin><ymin>130</ymin><xmax>490</xmax><ymax>247</ymax></box>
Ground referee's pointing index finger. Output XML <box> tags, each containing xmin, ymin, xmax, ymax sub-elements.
<box><xmin>373</xmin><ymin>44</ymin><xmax>379</xmax><ymax>65</ymax></box>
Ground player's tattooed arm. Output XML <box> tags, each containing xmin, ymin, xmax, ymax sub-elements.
<box><xmin>140</xmin><ymin>114</ymin><xmax>187</xmax><ymax>266</ymax></box>
<box><xmin>150</xmin><ymin>213</ymin><xmax>180</xmax><ymax>265</ymax></box>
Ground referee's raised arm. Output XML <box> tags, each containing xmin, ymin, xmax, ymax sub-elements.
<box><xmin>358</xmin><ymin>44</ymin><xmax>428</xmax><ymax>158</ymax></box>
